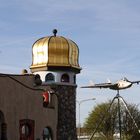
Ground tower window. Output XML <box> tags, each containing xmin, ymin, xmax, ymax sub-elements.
<box><xmin>45</xmin><ymin>73</ymin><xmax>55</xmax><ymax>82</ymax></box>
<box><xmin>61</xmin><ymin>74</ymin><xmax>70</xmax><ymax>82</ymax></box>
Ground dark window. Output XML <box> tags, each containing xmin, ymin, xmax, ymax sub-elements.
<box><xmin>34</xmin><ymin>74</ymin><xmax>42</xmax><ymax>85</ymax></box>
<box><xmin>61</xmin><ymin>74</ymin><xmax>70</xmax><ymax>82</ymax></box>
<box><xmin>43</xmin><ymin>127</ymin><xmax>52</xmax><ymax>140</ymax></box>
<box><xmin>45</xmin><ymin>73</ymin><xmax>55</xmax><ymax>82</ymax></box>
<box><xmin>21</xmin><ymin>124</ymin><xmax>30</xmax><ymax>137</ymax></box>
<box><xmin>74</xmin><ymin>75</ymin><xmax>76</xmax><ymax>84</ymax></box>
<box><xmin>0</xmin><ymin>111</ymin><xmax>6</xmax><ymax>140</ymax></box>
<box><xmin>19</xmin><ymin>119</ymin><xmax>34</xmax><ymax>140</ymax></box>
<box><xmin>1</xmin><ymin>123</ymin><xmax>7</xmax><ymax>140</ymax></box>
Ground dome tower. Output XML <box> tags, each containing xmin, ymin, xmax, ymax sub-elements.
<box><xmin>30</xmin><ymin>29</ymin><xmax>81</xmax><ymax>140</ymax></box>
<box><xmin>30</xmin><ymin>29</ymin><xmax>81</xmax><ymax>85</ymax></box>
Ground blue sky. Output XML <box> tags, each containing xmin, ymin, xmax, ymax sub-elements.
<box><xmin>1</xmin><ymin>0</ymin><xmax>140</xmax><ymax>125</ymax></box>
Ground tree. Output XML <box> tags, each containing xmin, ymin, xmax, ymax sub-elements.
<box><xmin>84</xmin><ymin>100</ymin><xmax>140</xmax><ymax>140</ymax></box>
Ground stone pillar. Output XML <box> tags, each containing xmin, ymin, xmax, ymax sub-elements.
<box><xmin>52</xmin><ymin>85</ymin><xmax>77</xmax><ymax>140</ymax></box>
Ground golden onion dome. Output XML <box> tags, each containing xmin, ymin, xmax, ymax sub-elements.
<box><xmin>30</xmin><ymin>29</ymin><xmax>81</xmax><ymax>73</ymax></box>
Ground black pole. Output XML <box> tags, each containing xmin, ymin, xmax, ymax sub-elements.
<box><xmin>120</xmin><ymin>96</ymin><xmax>140</xmax><ymax>135</ymax></box>
<box><xmin>117</xmin><ymin>91</ymin><xmax>122</xmax><ymax>140</ymax></box>
<box><xmin>89</xmin><ymin>95</ymin><xmax>117</xmax><ymax>140</ymax></box>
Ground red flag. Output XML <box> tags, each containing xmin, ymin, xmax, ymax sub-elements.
<box><xmin>42</xmin><ymin>91</ymin><xmax>50</xmax><ymax>107</ymax></box>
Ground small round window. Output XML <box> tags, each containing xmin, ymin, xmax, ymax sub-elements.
<box><xmin>61</xmin><ymin>74</ymin><xmax>70</xmax><ymax>83</ymax></box>
<box><xmin>45</xmin><ymin>73</ymin><xmax>55</xmax><ymax>82</ymax></box>
<box><xmin>43</xmin><ymin>127</ymin><xmax>52</xmax><ymax>140</ymax></box>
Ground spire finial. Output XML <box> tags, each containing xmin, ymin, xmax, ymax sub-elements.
<box><xmin>53</xmin><ymin>29</ymin><xmax>57</xmax><ymax>37</ymax></box>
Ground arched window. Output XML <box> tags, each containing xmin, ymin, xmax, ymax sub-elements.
<box><xmin>43</xmin><ymin>127</ymin><xmax>52</xmax><ymax>140</ymax></box>
<box><xmin>21</xmin><ymin>124</ymin><xmax>30</xmax><ymax>137</ymax></box>
<box><xmin>19</xmin><ymin>119</ymin><xmax>34</xmax><ymax>140</ymax></box>
<box><xmin>45</xmin><ymin>73</ymin><xmax>55</xmax><ymax>82</ymax></box>
<box><xmin>61</xmin><ymin>74</ymin><xmax>70</xmax><ymax>83</ymax></box>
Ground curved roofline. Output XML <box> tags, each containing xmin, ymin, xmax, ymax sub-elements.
<box><xmin>32</xmin><ymin>35</ymin><xmax>79</xmax><ymax>47</ymax></box>
<box><xmin>0</xmin><ymin>73</ymin><xmax>33</xmax><ymax>77</ymax></box>
<box><xmin>31</xmin><ymin>34</ymin><xmax>81</xmax><ymax>71</ymax></box>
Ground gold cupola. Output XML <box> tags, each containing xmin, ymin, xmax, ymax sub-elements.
<box><xmin>30</xmin><ymin>29</ymin><xmax>81</xmax><ymax>73</ymax></box>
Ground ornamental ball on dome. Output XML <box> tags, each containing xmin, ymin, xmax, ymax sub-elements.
<box><xmin>30</xmin><ymin>29</ymin><xmax>81</xmax><ymax>73</ymax></box>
